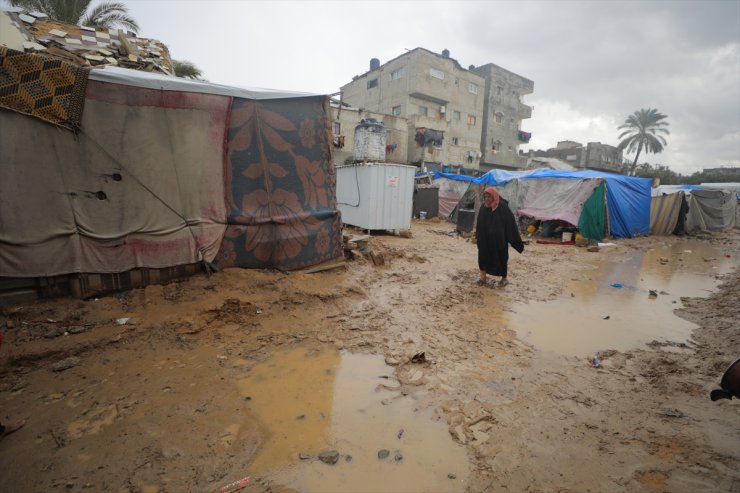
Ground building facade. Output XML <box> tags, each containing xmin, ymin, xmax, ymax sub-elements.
<box><xmin>340</xmin><ymin>48</ymin><xmax>486</xmax><ymax>170</ymax></box>
<box><xmin>528</xmin><ymin>140</ymin><xmax>623</xmax><ymax>172</ymax></box>
<box><xmin>471</xmin><ymin>63</ymin><xmax>534</xmax><ymax>170</ymax></box>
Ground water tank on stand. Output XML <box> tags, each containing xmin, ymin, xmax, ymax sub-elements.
<box><xmin>354</xmin><ymin>119</ymin><xmax>386</xmax><ymax>162</ymax></box>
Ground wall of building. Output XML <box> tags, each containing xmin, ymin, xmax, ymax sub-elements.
<box><xmin>472</xmin><ymin>63</ymin><xmax>534</xmax><ymax>170</ymax></box>
<box><xmin>341</xmin><ymin>48</ymin><xmax>485</xmax><ymax>169</ymax></box>
<box><xmin>584</xmin><ymin>142</ymin><xmax>622</xmax><ymax>172</ymax></box>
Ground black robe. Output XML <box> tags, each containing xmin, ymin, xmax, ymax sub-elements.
<box><xmin>476</xmin><ymin>200</ymin><xmax>524</xmax><ymax>277</ymax></box>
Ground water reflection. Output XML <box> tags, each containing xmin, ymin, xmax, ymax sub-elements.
<box><xmin>238</xmin><ymin>348</ymin><xmax>469</xmax><ymax>493</ymax></box>
<box><xmin>510</xmin><ymin>240</ymin><xmax>737</xmax><ymax>357</ymax></box>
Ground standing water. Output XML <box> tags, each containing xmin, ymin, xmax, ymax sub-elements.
<box><xmin>237</xmin><ymin>347</ymin><xmax>469</xmax><ymax>492</ymax></box>
<box><xmin>509</xmin><ymin>240</ymin><xmax>738</xmax><ymax>357</ymax></box>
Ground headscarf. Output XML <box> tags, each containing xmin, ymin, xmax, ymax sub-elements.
<box><xmin>483</xmin><ymin>186</ymin><xmax>500</xmax><ymax>211</ymax></box>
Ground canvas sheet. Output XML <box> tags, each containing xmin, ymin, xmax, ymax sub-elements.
<box><xmin>0</xmin><ymin>80</ymin><xmax>230</xmax><ymax>277</ymax></box>
<box><xmin>216</xmin><ymin>96</ymin><xmax>343</xmax><ymax>270</ymax></box>
<box><xmin>436</xmin><ymin>178</ymin><xmax>471</xmax><ymax>218</ymax></box>
<box><xmin>517</xmin><ymin>178</ymin><xmax>601</xmax><ymax>226</ymax></box>
<box><xmin>650</xmin><ymin>192</ymin><xmax>683</xmax><ymax>235</ymax></box>
<box><xmin>686</xmin><ymin>189</ymin><xmax>737</xmax><ymax>233</ymax></box>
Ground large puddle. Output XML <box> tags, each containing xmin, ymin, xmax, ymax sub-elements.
<box><xmin>509</xmin><ymin>240</ymin><xmax>738</xmax><ymax>357</ymax></box>
<box><xmin>237</xmin><ymin>347</ymin><xmax>469</xmax><ymax>492</ymax></box>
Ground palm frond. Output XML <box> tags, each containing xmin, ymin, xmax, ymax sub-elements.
<box><xmin>173</xmin><ymin>60</ymin><xmax>203</xmax><ymax>80</ymax></box>
<box><xmin>81</xmin><ymin>1</ymin><xmax>139</xmax><ymax>32</ymax></box>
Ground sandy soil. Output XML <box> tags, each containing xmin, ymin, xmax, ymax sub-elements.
<box><xmin>1</xmin><ymin>220</ymin><xmax>738</xmax><ymax>493</ymax></box>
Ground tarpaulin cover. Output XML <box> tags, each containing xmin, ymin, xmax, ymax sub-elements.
<box><xmin>432</xmin><ymin>168</ymin><xmax>651</xmax><ymax>238</ymax></box>
<box><xmin>216</xmin><ymin>97</ymin><xmax>343</xmax><ymax>270</ymax></box>
<box><xmin>516</xmin><ymin>178</ymin><xmax>600</xmax><ymax>226</ymax></box>
<box><xmin>686</xmin><ymin>189</ymin><xmax>737</xmax><ymax>233</ymax></box>
<box><xmin>578</xmin><ymin>182</ymin><xmax>606</xmax><ymax>241</ymax></box>
<box><xmin>0</xmin><ymin>80</ymin><xmax>230</xmax><ymax>277</ymax></box>
<box><xmin>435</xmin><ymin>178</ymin><xmax>471</xmax><ymax>218</ymax></box>
<box><xmin>650</xmin><ymin>192</ymin><xmax>683</xmax><ymax>236</ymax></box>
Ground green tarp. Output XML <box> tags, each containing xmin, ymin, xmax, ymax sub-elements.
<box><xmin>578</xmin><ymin>182</ymin><xmax>606</xmax><ymax>241</ymax></box>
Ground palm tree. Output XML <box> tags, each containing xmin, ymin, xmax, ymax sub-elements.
<box><xmin>172</xmin><ymin>60</ymin><xmax>203</xmax><ymax>80</ymax></box>
<box><xmin>617</xmin><ymin>108</ymin><xmax>670</xmax><ymax>176</ymax></box>
<box><xmin>9</xmin><ymin>0</ymin><xmax>139</xmax><ymax>33</ymax></box>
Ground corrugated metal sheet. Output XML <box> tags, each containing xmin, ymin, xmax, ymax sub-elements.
<box><xmin>336</xmin><ymin>164</ymin><xmax>415</xmax><ymax>230</ymax></box>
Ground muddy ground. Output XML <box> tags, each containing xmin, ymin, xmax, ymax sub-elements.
<box><xmin>1</xmin><ymin>220</ymin><xmax>739</xmax><ymax>493</ymax></box>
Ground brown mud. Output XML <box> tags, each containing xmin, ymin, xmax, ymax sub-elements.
<box><xmin>1</xmin><ymin>221</ymin><xmax>738</xmax><ymax>493</ymax></box>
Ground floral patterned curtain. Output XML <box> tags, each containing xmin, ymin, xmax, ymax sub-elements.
<box><xmin>216</xmin><ymin>96</ymin><xmax>343</xmax><ymax>270</ymax></box>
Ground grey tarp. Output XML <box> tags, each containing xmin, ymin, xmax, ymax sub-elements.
<box><xmin>650</xmin><ymin>192</ymin><xmax>683</xmax><ymax>235</ymax></box>
<box><xmin>686</xmin><ymin>189</ymin><xmax>737</xmax><ymax>233</ymax></box>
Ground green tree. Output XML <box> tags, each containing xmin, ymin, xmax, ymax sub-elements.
<box><xmin>9</xmin><ymin>0</ymin><xmax>139</xmax><ymax>33</ymax></box>
<box><xmin>617</xmin><ymin>108</ymin><xmax>670</xmax><ymax>176</ymax></box>
<box><xmin>172</xmin><ymin>60</ymin><xmax>203</xmax><ymax>80</ymax></box>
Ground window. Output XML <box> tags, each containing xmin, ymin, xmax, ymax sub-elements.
<box><xmin>367</xmin><ymin>78</ymin><xmax>378</xmax><ymax>89</ymax></box>
<box><xmin>430</xmin><ymin>68</ymin><xmax>445</xmax><ymax>80</ymax></box>
<box><xmin>332</xmin><ymin>122</ymin><xmax>340</xmax><ymax>136</ymax></box>
<box><xmin>492</xmin><ymin>140</ymin><xmax>502</xmax><ymax>152</ymax></box>
<box><xmin>494</xmin><ymin>112</ymin><xmax>503</xmax><ymax>124</ymax></box>
<box><xmin>391</xmin><ymin>68</ymin><xmax>404</xmax><ymax>80</ymax></box>
<box><xmin>451</xmin><ymin>137</ymin><xmax>459</xmax><ymax>145</ymax></box>
<box><xmin>392</xmin><ymin>105</ymin><xmax>401</xmax><ymax>116</ymax></box>
<box><xmin>467</xmin><ymin>114</ymin><xmax>476</xmax><ymax>125</ymax></box>
<box><xmin>418</xmin><ymin>106</ymin><xmax>428</xmax><ymax>116</ymax></box>
<box><xmin>468</xmin><ymin>83</ymin><xmax>478</xmax><ymax>94</ymax></box>
<box><xmin>496</xmin><ymin>86</ymin><xmax>503</xmax><ymax>95</ymax></box>
<box><xmin>453</xmin><ymin>110</ymin><xmax>461</xmax><ymax>121</ymax></box>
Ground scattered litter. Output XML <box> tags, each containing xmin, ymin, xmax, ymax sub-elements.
<box><xmin>598</xmin><ymin>242</ymin><xmax>616</xmax><ymax>247</ymax></box>
<box><xmin>397</xmin><ymin>428</ymin><xmax>405</xmax><ymax>439</ymax></box>
<box><xmin>725</xmin><ymin>254</ymin><xmax>731</xmax><ymax>258</ymax></box>
<box><xmin>648</xmin><ymin>290</ymin><xmax>658</xmax><ymax>298</ymax></box>
<box><xmin>683</xmin><ymin>250</ymin><xmax>692</xmax><ymax>253</ymax></box>
<box><xmin>703</xmin><ymin>257</ymin><xmax>716</xmax><ymax>262</ymax></box>
<box><xmin>609</xmin><ymin>283</ymin><xmax>623</xmax><ymax>288</ymax></box>
<box><xmin>411</xmin><ymin>351</ymin><xmax>426</xmax><ymax>364</ymax></box>
<box><xmin>318</xmin><ymin>450</ymin><xmax>340</xmax><ymax>465</ymax></box>
<box><xmin>116</xmin><ymin>317</ymin><xmax>129</xmax><ymax>325</ymax></box>
<box><xmin>591</xmin><ymin>355</ymin><xmax>600</xmax><ymax>368</ymax></box>
<box><xmin>659</xmin><ymin>290</ymin><xmax>669</xmax><ymax>295</ymax></box>
<box><xmin>659</xmin><ymin>257</ymin><xmax>669</xmax><ymax>265</ymax></box>
<box><xmin>448</xmin><ymin>474</ymin><xmax>457</xmax><ymax>480</ymax></box>
<box><xmin>659</xmin><ymin>408</ymin><xmax>686</xmax><ymax>419</ymax></box>
<box><xmin>602</xmin><ymin>315</ymin><xmax>610</xmax><ymax>320</ymax></box>
<box><xmin>219</xmin><ymin>476</ymin><xmax>250</xmax><ymax>493</ymax></box>
<box><xmin>298</xmin><ymin>452</ymin><xmax>311</xmax><ymax>460</ymax></box>
<box><xmin>256</xmin><ymin>309</ymin><xmax>262</xmax><ymax>314</ymax></box>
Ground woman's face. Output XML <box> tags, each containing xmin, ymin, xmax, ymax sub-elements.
<box><xmin>483</xmin><ymin>193</ymin><xmax>493</xmax><ymax>207</ymax></box>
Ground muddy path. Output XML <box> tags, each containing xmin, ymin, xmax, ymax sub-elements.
<box><xmin>1</xmin><ymin>221</ymin><xmax>738</xmax><ymax>492</ymax></box>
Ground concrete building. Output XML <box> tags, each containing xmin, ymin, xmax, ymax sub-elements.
<box><xmin>329</xmin><ymin>100</ymin><xmax>408</xmax><ymax>166</ymax></box>
<box><xmin>470</xmin><ymin>63</ymin><xmax>534</xmax><ymax>170</ymax></box>
<box><xmin>527</xmin><ymin>140</ymin><xmax>623</xmax><ymax>172</ymax></box>
<box><xmin>340</xmin><ymin>48</ymin><xmax>486</xmax><ymax>170</ymax></box>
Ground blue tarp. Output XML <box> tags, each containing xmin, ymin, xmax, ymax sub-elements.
<box><xmin>432</xmin><ymin>168</ymin><xmax>652</xmax><ymax>238</ymax></box>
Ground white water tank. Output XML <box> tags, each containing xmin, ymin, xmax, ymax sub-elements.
<box><xmin>353</xmin><ymin>119</ymin><xmax>386</xmax><ymax>162</ymax></box>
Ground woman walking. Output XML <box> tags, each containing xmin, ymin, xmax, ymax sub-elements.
<box><xmin>476</xmin><ymin>186</ymin><xmax>524</xmax><ymax>287</ymax></box>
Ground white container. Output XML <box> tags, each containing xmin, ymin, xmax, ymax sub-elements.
<box><xmin>336</xmin><ymin>163</ymin><xmax>415</xmax><ymax>230</ymax></box>
<box><xmin>562</xmin><ymin>232</ymin><xmax>573</xmax><ymax>242</ymax></box>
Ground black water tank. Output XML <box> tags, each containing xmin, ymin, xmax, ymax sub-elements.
<box><xmin>442</xmin><ymin>49</ymin><xmax>450</xmax><ymax>58</ymax></box>
<box><xmin>370</xmin><ymin>58</ymin><xmax>380</xmax><ymax>70</ymax></box>
<box><xmin>457</xmin><ymin>208</ymin><xmax>475</xmax><ymax>233</ymax></box>
<box><xmin>413</xmin><ymin>186</ymin><xmax>439</xmax><ymax>219</ymax></box>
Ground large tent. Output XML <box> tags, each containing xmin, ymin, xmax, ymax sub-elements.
<box><xmin>432</xmin><ymin>168</ymin><xmax>651</xmax><ymax>239</ymax></box>
<box><xmin>651</xmin><ymin>185</ymin><xmax>737</xmax><ymax>234</ymax></box>
<box><xmin>0</xmin><ymin>50</ymin><xmax>343</xmax><ymax>292</ymax></box>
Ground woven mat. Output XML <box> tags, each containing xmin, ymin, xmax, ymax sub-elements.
<box><xmin>0</xmin><ymin>47</ymin><xmax>90</xmax><ymax>131</ymax></box>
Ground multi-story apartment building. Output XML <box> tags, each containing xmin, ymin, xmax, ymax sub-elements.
<box><xmin>471</xmin><ymin>63</ymin><xmax>534</xmax><ymax>170</ymax></box>
<box><xmin>340</xmin><ymin>48</ymin><xmax>486</xmax><ymax>170</ymax></box>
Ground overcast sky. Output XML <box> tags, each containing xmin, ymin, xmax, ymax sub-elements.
<box><xmin>11</xmin><ymin>0</ymin><xmax>740</xmax><ymax>173</ymax></box>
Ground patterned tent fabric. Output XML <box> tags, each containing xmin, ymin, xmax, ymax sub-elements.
<box><xmin>0</xmin><ymin>47</ymin><xmax>89</xmax><ymax>131</ymax></box>
<box><xmin>216</xmin><ymin>96</ymin><xmax>344</xmax><ymax>270</ymax></box>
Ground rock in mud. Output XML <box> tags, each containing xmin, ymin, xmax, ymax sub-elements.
<box><xmin>45</xmin><ymin>328</ymin><xmax>65</xmax><ymax>339</ymax></box>
<box><xmin>384</xmin><ymin>357</ymin><xmax>400</xmax><ymax>366</ymax></box>
<box><xmin>377</xmin><ymin>449</ymin><xmax>390</xmax><ymax>460</ymax></box>
<box><xmin>394</xmin><ymin>451</ymin><xmax>403</xmax><ymax>462</ymax></box>
<box><xmin>318</xmin><ymin>450</ymin><xmax>339</xmax><ymax>465</ymax></box>
<box><xmin>448</xmin><ymin>474</ymin><xmax>457</xmax><ymax>480</ymax></box>
<box><xmin>298</xmin><ymin>452</ymin><xmax>311</xmax><ymax>460</ymax></box>
<box><xmin>52</xmin><ymin>356</ymin><xmax>80</xmax><ymax>372</ymax></box>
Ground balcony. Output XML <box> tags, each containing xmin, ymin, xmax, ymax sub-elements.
<box><xmin>518</xmin><ymin>103</ymin><xmax>532</xmax><ymax>119</ymax></box>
